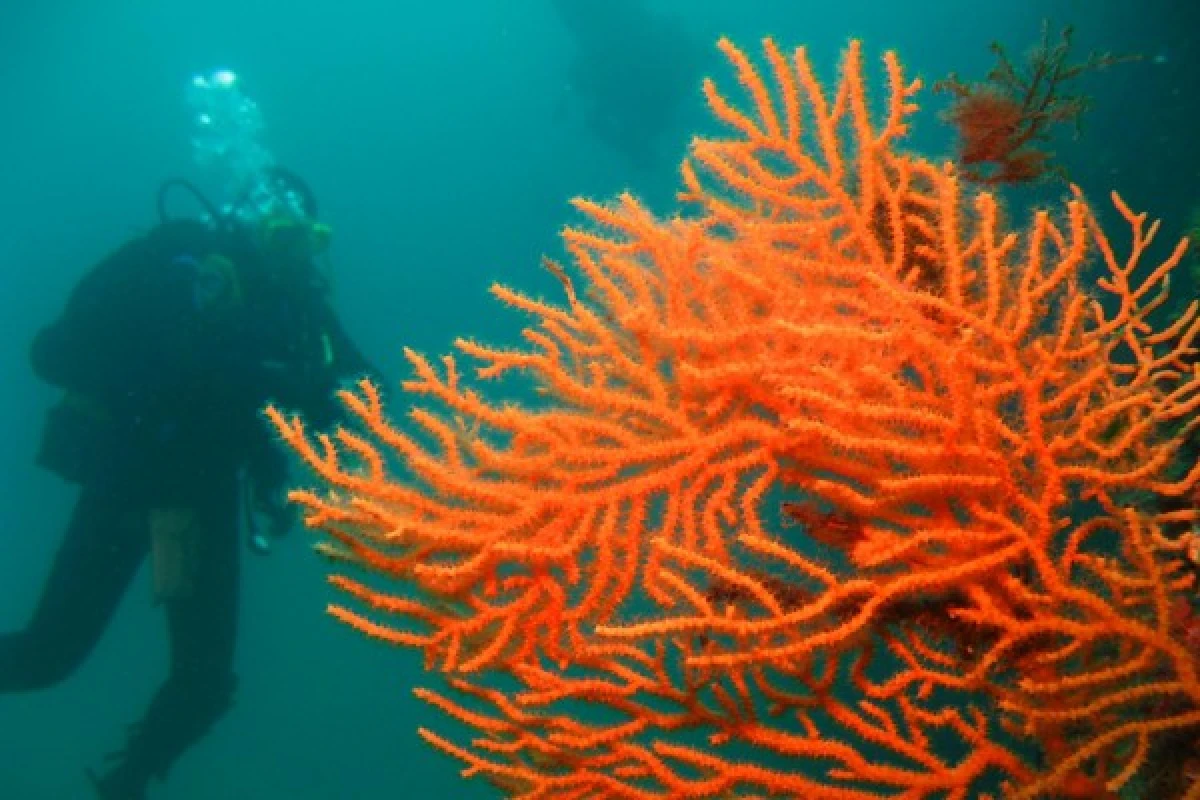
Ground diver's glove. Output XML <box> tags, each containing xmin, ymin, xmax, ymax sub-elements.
<box><xmin>246</xmin><ymin>481</ymin><xmax>296</xmax><ymax>555</ymax></box>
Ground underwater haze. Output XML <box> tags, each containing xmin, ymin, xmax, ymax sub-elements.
<box><xmin>0</xmin><ymin>1</ymin><xmax>1196</xmax><ymax>798</ymax></box>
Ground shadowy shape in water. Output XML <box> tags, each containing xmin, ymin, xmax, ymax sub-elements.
<box><xmin>551</xmin><ymin>0</ymin><xmax>705</xmax><ymax>172</ymax></box>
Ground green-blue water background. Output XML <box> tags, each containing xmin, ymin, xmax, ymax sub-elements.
<box><xmin>0</xmin><ymin>1</ymin><xmax>1195</xmax><ymax>797</ymax></box>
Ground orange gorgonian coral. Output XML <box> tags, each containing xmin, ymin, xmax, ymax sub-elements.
<box><xmin>270</xmin><ymin>37</ymin><xmax>1200</xmax><ymax>799</ymax></box>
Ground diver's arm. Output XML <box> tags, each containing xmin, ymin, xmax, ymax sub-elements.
<box><xmin>297</xmin><ymin>306</ymin><xmax>387</xmax><ymax>430</ymax></box>
<box><xmin>325</xmin><ymin>309</ymin><xmax>385</xmax><ymax>387</ymax></box>
<box><xmin>239</xmin><ymin>304</ymin><xmax>380</xmax><ymax>544</ymax></box>
<box><xmin>30</xmin><ymin>221</ymin><xmax>224</xmax><ymax>400</ymax></box>
<box><xmin>30</xmin><ymin>235</ymin><xmax>162</xmax><ymax>396</ymax></box>
<box><xmin>30</xmin><ymin>320</ymin><xmax>94</xmax><ymax>390</ymax></box>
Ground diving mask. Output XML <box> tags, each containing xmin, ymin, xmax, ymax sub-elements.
<box><xmin>260</xmin><ymin>214</ymin><xmax>333</xmax><ymax>258</ymax></box>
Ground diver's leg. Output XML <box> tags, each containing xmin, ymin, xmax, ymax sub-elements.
<box><xmin>0</xmin><ymin>488</ymin><xmax>145</xmax><ymax>691</ymax></box>
<box><xmin>92</xmin><ymin>481</ymin><xmax>241</xmax><ymax>796</ymax></box>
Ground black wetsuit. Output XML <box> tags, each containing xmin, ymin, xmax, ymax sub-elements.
<box><xmin>0</xmin><ymin>219</ymin><xmax>375</xmax><ymax>798</ymax></box>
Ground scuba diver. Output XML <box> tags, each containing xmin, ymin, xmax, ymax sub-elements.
<box><xmin>0</xmin><ymin>164</ymin><xmax>379</xmax><ymax>799</ymax></box>
<box><xmin>0</xmin><ymin>66</ymin><xmax>384</xmax><ymax>798</ymax></box>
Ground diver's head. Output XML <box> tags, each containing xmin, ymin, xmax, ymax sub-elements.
<box><xmin>238</xmin><ymin>166</ymin><xmax>333</xmax><ymax>269</ymax></box>
<box><xmin>185</xmin><ymin>71</ymin><xmax>332</xmax><ymax>280</ymax></box>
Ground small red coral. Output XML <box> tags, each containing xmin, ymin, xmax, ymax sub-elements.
<box><xmin>935</xmin><ymin>22</ymin><xmax>1136</xmax><ymax>185</ymax></box>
